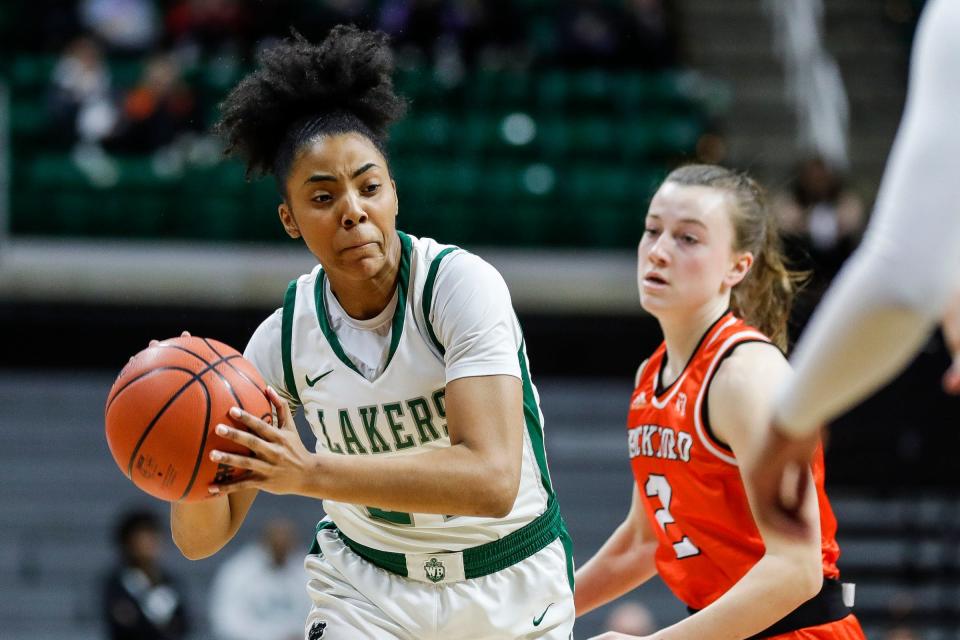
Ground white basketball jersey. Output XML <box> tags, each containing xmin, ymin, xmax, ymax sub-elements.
<box><xmin>273</xmin><ymin>232</ymin><xmax>556</xmax><ymax>554</ymax></box>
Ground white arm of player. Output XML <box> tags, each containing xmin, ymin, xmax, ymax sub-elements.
<box><xmin>776</xmin><ymin>0</ymin><xmax>960</xmax><ymax>437</ymax></box>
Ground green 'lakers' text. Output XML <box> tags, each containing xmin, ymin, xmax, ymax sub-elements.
<box><xmin>313</xmin><ymin>389</ymin><xmax>448</xmax><ymax>454</ymax></box>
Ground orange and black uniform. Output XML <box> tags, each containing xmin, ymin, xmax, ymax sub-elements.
<box><xmin>627</xmin><ymin>311</ymin><xmax>864</xmax><ymax>639</ymax></box>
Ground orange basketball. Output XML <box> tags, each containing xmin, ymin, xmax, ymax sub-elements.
<box><xmin>105</xmin><ymin>336</ymin><xmax>271</xmax><ymax>502</ymax></box>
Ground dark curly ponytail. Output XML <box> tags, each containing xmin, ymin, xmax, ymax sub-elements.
<box><xmin>215</xmin><ymin>25</ymin><xmax>408</xmax><ymax>194</ymax></box>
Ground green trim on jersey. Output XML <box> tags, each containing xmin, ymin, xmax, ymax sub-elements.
<box><xmin>518</xmin><ymin>340</ymin><xmax>554</xmax><ymax>496</ymax></box>
<box><xmin>307</xmin><ymin>519</ymin><xmax>337</xmax><ymax>555</ymax></box>
<box><xmin>559</xmin><ymin>524</ymin><xmax>575</xmax><ymax>591</ymax></box>
<box><xmin>314</xmin><ymin>270</ymin><xmax>363</xmax><ymax>376</ymax></box>
<box><xmin>281</xmin><ymin>279</ymin><xmax>302</xmax><ymax>406</ymax></box>
<box><xmin>313</xmin><ymin>232</ymin><xmax>413</xmax><ymax>377</ymax></box>
<box><xmin>518</xmin><ymin>337</ymin><xmax>575</xmax><ymax>588</ymax></box>
<box><xmin>328</xmin><ymin>496</ymin><xmax>564</xmax><ymax>580</ymax></box>
<box><xmin>388</xmin><ymin>231</ymin><xmax>413</xmax><ymax>363</ymax></box>
<box><xmin>421</xmin><ymin>246</ymin><xmax>459</xmax><ymax>356</ymax></box>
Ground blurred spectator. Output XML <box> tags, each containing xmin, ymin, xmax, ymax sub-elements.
<box><xmin>110</xmin><ymin>52</ymin><xmax>203</xmax><ymax>153</ymax></box>
<box><xmin>442</xmin><ymin>0</ymin><xmax>528</xmax><ymax>70</ymax></box>
<box><xmin>49</xmin><ymin>35</ymin><xmax>119</xmax><ymax>147</ymax></box>
<box><xmin>554</xmin><ymin>0</ymin><xmax>625</xmax><ymax>68</ymax></box>
<box><xmin>377</xmin><ymin>0</ymin><xmax>525</xmax><ymax>74</ymax></box>
<box><xmin>553</xmin><ymin>0</ymin><xmax>676</xmax><ymax>69</ymax></box>
<box><xmin>80</xmin><ymin>0</ymin><xmax>160</xmax><ymax>55</ymax></box>
<box><xmin>209</xmin><ymin>518</ymin><xmax>309</xmax><ymax>640</ymax></box>
<box><xmin>378</xmin><ymin>0</ymin><xmax>450</xmax><ymax>68</ymax></box>
<box><xmin>164</xmin><ymin>0</ymin><xmax>253</xmax><ymax>63</ymax></box>
<box><xmin>101</xmin><ymin>508</ymin><xmax>189</xmax><ymax>640</ymax></box>
<box><xmin>775</xmin><ymin>156</ymin><xmax>866</xmax><ymax>288</ymax></box>
<box><xmin>604</xmin><ymin>600</ymin><xmax>656</xmax><ymax>635</ymax></box>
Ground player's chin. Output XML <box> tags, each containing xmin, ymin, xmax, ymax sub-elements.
<box><xmin>340</xmin><ymin>251</ymin><xmax>387</xmax><ymax>277</ymax></box>
<box><xmin>638</xmin><ymin>292</ymin><xmax>672</xmax><ymax>314</ymax></box>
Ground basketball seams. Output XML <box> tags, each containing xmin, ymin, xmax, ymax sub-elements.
<box><xmin>203</xmin><ymin>338</ymin><xmax>270</xmax><ymax>418</ymax></box>
<box><xmin>122</xmin><ymin>354</ymin><xmax>234</xmax><ymax>477</ymax></box>
<box><xmin>106</xmin><ymin>366</ymin><xmax>201</xmax><ymax>414</ymax></box>
<box><xmin>106</xmin><ymin>337</ymin><xmax>219</xmax><ymax>412</ymax></box>
<box><xmin>179</xmin><ymin>376</ymin><xmax>213</xmax><ymax>501</ymax></box>
<box><xmin>106</xmin><ymin>336</ymin><xmax>271</xmax><ymax>502</ymax></box>
<box><xmin>157</xmin><ymin>341</ymin><xmax>217</xmax><ymax>365</ymax></box>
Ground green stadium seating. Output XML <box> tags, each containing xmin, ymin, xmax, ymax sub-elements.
<box><xmin>6</xmin><ymin>55</ymin><xmax>721</xmax><ymax>248</ymax></box>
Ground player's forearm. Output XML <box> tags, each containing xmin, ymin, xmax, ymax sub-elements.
<box><xmin>170</xmin><ymin>489</ymin><xmax>257</xmax><ymax>559</ymax></box>
<box><xmin>300</xmin><ymin>443</ymin><xmax>521</xmax><ymax>518</ymax></box>
<box><xmin>574</xmin><ymin>520</ymin><xmax>658</xmax><ymax>616</ymax></box>
<box><xmin>776</xmin><ymin>283</ymin><xmax>934</xmax><ymax>436</ymax></box>
<box><xmin>655</xmin><ymin>553</ymin><xmax>821</xmax><ymax>640</ymax></box>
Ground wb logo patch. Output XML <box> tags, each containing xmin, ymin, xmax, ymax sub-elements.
<box><xmin>424</xmin><ymin>557</ymin><xmax>446</xmax><ymax>583</ymax></box>
<box><xmin>308</xmin><ymin>621</ymin><xmax>327</xmax><ymax>639</ymax></box>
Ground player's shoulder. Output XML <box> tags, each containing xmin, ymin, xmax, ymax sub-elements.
<box><xmin>411</xmin><ymin>234</ymin><xmax>505</xmax><ymax>286</ymax></box>
<box><xmin>708</xmin><ymin>341</ymin><xmax>789</xmax><ymax>409</ymax></box>
<box><xmin>406</xmin><ymin>233</ymin><xmax>459</xmax><ymax>261</ymax></box>
<box><xmin>254</xmin><ymin>307</ymin><xmax>284</xmax><ymax>335</ymax></box>
<box><xmin>293</xmin><ymin>262</ymin><xmax>324</xmax><ymax>287</ymax></box>
<box><xmin>634</xmin><ymin>358</ymin><xmax>651</xmax><ymax>388</ymax></box>
<box><xmin>245</xmin><ymin>308</ymin><xmax>283</xmax><ymax>355</ymax></box>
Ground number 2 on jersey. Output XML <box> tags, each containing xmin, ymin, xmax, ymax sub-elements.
<box><xmin>645</xmin><ymin>474</ymin><xmax>700</xmax><ymax>559</ymax></box>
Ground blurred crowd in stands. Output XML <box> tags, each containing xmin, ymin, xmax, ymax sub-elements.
<box><xmin>9</xmin><ymin>0</ymin><xmax>679</xmax><ymax>155</ymax></box>
<box><xmin>103</xmin><ymin>508</ymin><xmax>308</xmax><ymax>640</ymax></box>
<box><xmin>3</xmin><ymin>0</ymin><xmax>891</xmax><ymax>290</ymax></box>
<box><xmin>10</xmin><ymin>0</ymin><xmax>679</xmax><ymax>70</ymax></box>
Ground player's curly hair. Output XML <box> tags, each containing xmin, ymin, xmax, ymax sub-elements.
<box><xmin>215</xmin><ymin>25</ymin><xmax>407</xmax><ymax>194</ymax></box>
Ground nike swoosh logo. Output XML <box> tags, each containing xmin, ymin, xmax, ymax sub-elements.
<box><xmin>533</xmin><ymin>603</ymin><xmax>555</xmax><ymax>626</ymax></box>
<box><xmin>305</xmin><ymin>370</ymin><xmax>334</xmax><ymax>387</ymax></box>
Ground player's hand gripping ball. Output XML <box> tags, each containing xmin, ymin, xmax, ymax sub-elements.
<box><xmin>105</xmin><ymin>336</ymin><xmax>272</xmax><ymax>502</ymax></box>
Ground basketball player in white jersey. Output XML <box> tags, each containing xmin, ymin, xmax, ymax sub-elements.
<box><xmin>168</xmin><ymin>27</ymin><xmax>574</xmax><ymax>639</ymax></box>
<box><xmin>750</xmin><ymin>0</ymin><xmax>960</xmax><ymax>537</ymax></box>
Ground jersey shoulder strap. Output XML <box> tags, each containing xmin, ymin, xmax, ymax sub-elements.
<box><xmin>280</xmin><ymin>277</ymin><xmax>303</xmax><ymax>406</ymax></box>
<box><xmin>420</xmin><ymin>244</ymin><xmax>461</xmax><ymax>356</ymax></box>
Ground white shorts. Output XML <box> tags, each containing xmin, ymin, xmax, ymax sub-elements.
<box><xmin>303</xmin><ymin>527</ymin><xmax>575</xmax><ymax>639</ymax></box>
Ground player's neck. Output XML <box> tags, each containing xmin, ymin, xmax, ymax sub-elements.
<box><xmin>659</xmin><ymin>299</ymin><xmax>728</xmax><ymax>384</ymax></box>
<box><xmin>327</xmin><ymin>242</ymin><xmax>402</xmax><ymax>320</ymax></box>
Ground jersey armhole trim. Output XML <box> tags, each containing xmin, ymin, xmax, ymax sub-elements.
<box><xmin>281</xmin><ymin>278</ymin><xmax>302</xmax><ymax>406</ymax></box>
<box><xmin>699</xmin><ymin>338</ymin><xmax>775</xmax><ymax>457</ymax></box>
<box><xmin>634</xmin><ymin>358</ymin><xmax>650</xmax><ymax>388</ymax></box>
<box><xmin>422</xmin><ymin>246</ymin><xmax>460</xmax><ymax>356</ymax></box>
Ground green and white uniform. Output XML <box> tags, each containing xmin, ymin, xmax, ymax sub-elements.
<box><xmin>245</xmin><ymin>232</ymin><xmax>574</xmax><ymax>639</ymax></box>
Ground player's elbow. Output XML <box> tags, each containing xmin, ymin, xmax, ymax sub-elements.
<box><xmin>798</xmin><ymin>563</ymin><xmax>824</xmax><ymax>603</ymax></box>
<box><xmin>765</xmin><ymin>547</ymin><xmax>823</xmax><ymax>609</ymax></box>
<box><xmin>173</xmin><ymin>537</ymin><xmax>217</xmax><ymax>561</ymax></box>
<box><xmin>171</xmin><ymin>528</ymin><xmax>225</xmax><ymax>561</ymax></box>
<box><xmin>787</xmin><ymin>553</ymin><xmax>823</xmax><ymax>605</ymax></box>
<box><xmin>480</xmin><ymin>461</ymin><xmax>521</xmax><ymax>518</ymax></box>
<box><xmin>488</xmin><ymin>478</ymin><xmax>521</xmax><ymax>519</ymax></box>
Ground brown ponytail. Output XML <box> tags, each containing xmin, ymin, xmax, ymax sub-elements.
<box><xmin>664</xmin><ymin>164</ymin><xmax>806</xmax><ymax>351</ymax></box>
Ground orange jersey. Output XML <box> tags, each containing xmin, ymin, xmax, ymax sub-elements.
<box><xmin>627</xmin><ymin>311</ymin><xmax>843</xmax><ymax>611</ymax></box>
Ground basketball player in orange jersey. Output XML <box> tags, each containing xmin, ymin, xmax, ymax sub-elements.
<box><xmin>575</xmin><ymin>165</ymin><xmax>864</xmax><ymax>640</ymax></box>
